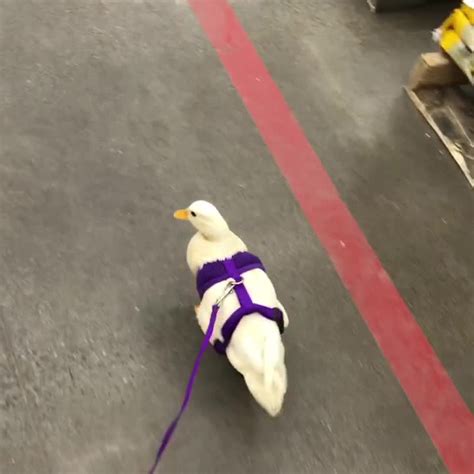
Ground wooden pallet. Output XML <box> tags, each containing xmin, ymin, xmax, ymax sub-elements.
<box><xmin>406</xmin><ymin>52</ymin><xmax>474</xmax><ymax>187</ymax></box>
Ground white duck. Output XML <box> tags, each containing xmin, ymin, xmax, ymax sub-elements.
<box><xmin>174</xmin><ymin>200</ymin><xmax>289</xmax><ymax>417</ymax></box>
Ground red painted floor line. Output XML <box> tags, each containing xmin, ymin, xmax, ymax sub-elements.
<box><xmin>189</xmin><ymin>1</ymin><xmax>474</xmax><ymax>472</ymax></box>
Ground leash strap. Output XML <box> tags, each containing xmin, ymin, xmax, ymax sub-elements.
<box><xmin>148</xmin><ymin>303</ymin><xmax>220</xmax><ymax>473</ymax></box>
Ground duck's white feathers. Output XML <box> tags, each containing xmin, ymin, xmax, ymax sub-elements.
<box><xmin>186</xmin><ymin>222</ymin><xmax>288</xmax><ymax>417</ymax></box>
<box><xmin>186</xmin><ymin>231</ymin><xmax>247</xmax><ymax>275</ymax></box>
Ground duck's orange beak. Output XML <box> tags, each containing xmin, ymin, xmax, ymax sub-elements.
<box><xmin>173</xmin><ymin>209</ymin><xmax>189</xmax><ymax>220</ymax></box>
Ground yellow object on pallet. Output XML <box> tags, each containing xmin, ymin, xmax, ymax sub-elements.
<box><xmin>433</xmin><ymin>0</ymin><xmax>474</xmax><ymax>83</ymax></box>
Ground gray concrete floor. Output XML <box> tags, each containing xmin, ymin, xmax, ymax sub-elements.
<box><xmin>0</xmin><ymin>1</ymin><xmax>472</xmax><ymax>473</ymax></box>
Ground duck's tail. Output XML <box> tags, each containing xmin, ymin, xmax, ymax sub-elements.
<box><xmin>244</xmin><ymin>333</ymin><xmax>287</xmax><ymax>417</ymax></box>
<box><xmin>263</xmin><ymin>333</ymin><xmax>280</xmax><ymax>390</ymax></box>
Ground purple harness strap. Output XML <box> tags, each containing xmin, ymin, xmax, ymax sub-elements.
<box><xmin>212</xmin><ymin>255</ymin><xmax>285</xmax><ymax>354</ymax></box>
<box><xmin>149</xmin><ymin>252</ymin><xmax>284</xmax><ymax>471</ymax></box>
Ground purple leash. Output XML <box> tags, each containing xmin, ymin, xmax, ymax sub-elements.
<box><xmin>148</xmin><ymin>280</ymin><xmax>239</xmax><ymax>473</ymax></box>
<box><xmin>148</xmin><ymin>304</ymin><xmax>218</xmax><ymax>473</ymax></box>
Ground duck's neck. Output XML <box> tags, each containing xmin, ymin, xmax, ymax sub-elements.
<box><xmin>200</xmin><ymin>226</ymin><xmax>231</xmax><ymax>241</ymax></box>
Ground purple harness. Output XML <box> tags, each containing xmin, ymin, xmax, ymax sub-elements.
<box><xmin>196</xmin><ymin>251</ymin><xmax>285</xmax><ymax>353</ymax></box>
<box><xmin>148</xmin><ymin>252</ymin><xmax>284</xmax><ymax>473</ymax></box>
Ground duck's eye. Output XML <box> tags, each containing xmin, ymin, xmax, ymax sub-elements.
<box><xmin>190</xmin><ymin>211</ymin><xmax>196</xmax><ymax>217</ymax></box>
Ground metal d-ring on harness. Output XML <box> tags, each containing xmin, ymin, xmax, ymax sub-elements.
<box><xmin>148</xmin><ymin>279</ymin><xmax>241</xmax><ymax>474</ymax></box>
<box><xmin>216</xmin><ymin>278</ymin><xmax>243</xmax><ymax>306</ymax></box>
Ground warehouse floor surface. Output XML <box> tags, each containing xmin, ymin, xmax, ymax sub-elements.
<box><xmin>1</xmin><ymin>1</ymin><xmax>473</xmax><ymax>473</ymax></box>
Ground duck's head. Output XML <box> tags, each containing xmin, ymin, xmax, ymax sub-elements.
<box><xmin>174</xmin><ymin>200</ymin><xmax>230</xmax><ymax>240</ymax></box>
